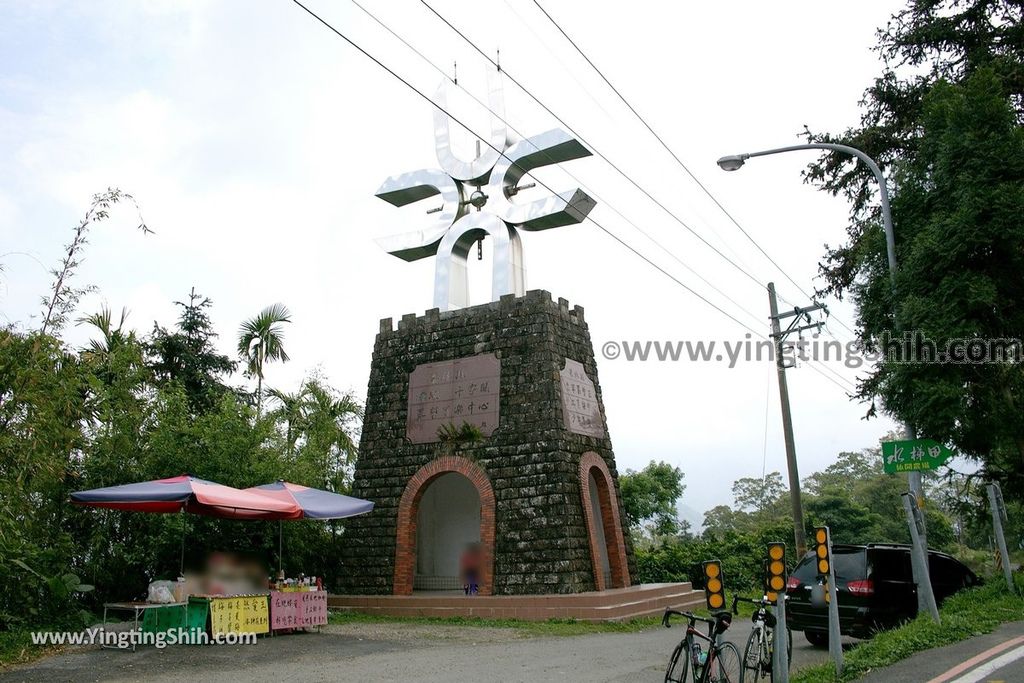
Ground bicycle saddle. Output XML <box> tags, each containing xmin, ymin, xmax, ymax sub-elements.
<box><xmin>712</xmin><ymin>611</ymin><xmax>733</xmax><ymax>634</ymax></box>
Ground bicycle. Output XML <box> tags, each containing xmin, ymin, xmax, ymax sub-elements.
<box><xmin>663</xmin><ymin>608</ymin><xmax>742</xmax><ymax>683</ymax></box>
<box><xmin>732</xmin><ymin>595</ymin><xmax>793</xmax><ymax>682</ymax></box>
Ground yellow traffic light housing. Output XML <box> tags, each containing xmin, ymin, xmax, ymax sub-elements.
<box><xmin>765</xmin><ymin>542</ymin><xmax>787</xmax><ymax>602</ymax></box>
<box><xmin>814</xmin><ymin>526</ymin><xmax>831</xmax><ymax>577</ymax></box>
<box><xmin>702</xmin><ymin>560</ymin><xmax>725</xmax><ymax>611</ymax></box>
<box><xmin>814</xmin><ymin>526</ymin><xmax>833</xmax><ymax>603</ymax></box>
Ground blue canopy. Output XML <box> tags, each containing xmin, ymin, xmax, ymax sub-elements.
<box><xmin>247</xmin><ymin>481</ymin><xmax>373</xmax><ymax>520</ymax></box>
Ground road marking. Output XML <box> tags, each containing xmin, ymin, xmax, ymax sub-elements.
<box><xmin>949</xmin><ymin>644</ymin><xmax>1024</xmax><ymax>683</ymax></box>
<box><xmin>927</xmin><ymin>636</ymin><xmax>1024</xmax><ymax>683</ymax></box>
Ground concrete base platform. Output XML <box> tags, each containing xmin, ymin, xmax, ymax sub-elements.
<box><xmin>328</xmin><ymin>582</ymin><xmax>703</xmax><ymax>622</ymax></box>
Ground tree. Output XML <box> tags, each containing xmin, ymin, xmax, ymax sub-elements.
<box><xmin>147</xmin><ymin>288</ymin><xmax>236</xmax><ymax>414</ymax></box>
<box><xmin>732</xmin><ymin>472</ymin><xmax>786</xmax><ymax>517</ymax></box>
<box><xmin>266</xmin><ymin>386</ymin><xmax>307</xmax><ymax>456</ymax></box>
<box><xmin>40</xmin><ymin>188</ymin><xmax>149</xmax><ymax>336</ymax></box>
<box><xmin>804</xmin><ymin>0</ymin><xmax>1024</xmax><ymax>489</ymax></box>
<box><xmin>298</xmin><ymin>378</ymin><xmax>361</xmax><ymax>492</ymax></box>
<box><xmin>804</xmin><ymin>495</ymin><xmax>886</xmax><ymax>545</ymax></box>
<box><xmin>0</xmin><ymin>329</ymin><xmax>87</xmax><ymax>627</ymax></box>
<box><xmin>618</xmin><ymin>461</ymin><xmax>685</xmax><ymax>537</ymax></box>
<box><xmin>803</xmin><ymin>449</ymin><xmax>883</xmax><ymax>496</ymax></box>
<box><xmin>237</xmin><ymin>304</ymin><xmax>292</xmax><ymax>419</ymax></box>
<box><xmin>701</xmin><ymin>504</ymin><xmax>747</xmax><ymax>538</ymax></box>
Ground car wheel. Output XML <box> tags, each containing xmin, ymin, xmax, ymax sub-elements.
<box><xmin>805</xmin><ymin>630</ymin><xmax>829</xmax><ymax>648</ymax></box>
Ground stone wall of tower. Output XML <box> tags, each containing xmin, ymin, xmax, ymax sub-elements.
<box><xmin>335</xmin><ymin>290</ymin><xmax>636</xmax><ymax>595</ymax></box>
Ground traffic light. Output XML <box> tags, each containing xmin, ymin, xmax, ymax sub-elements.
<box><xmin>814</xmin><ymin>526</ymin><xmax>833</xmax><ymax>603</ymax></box>
<box><xmin>814</xmin><ymin>527</ymin><xmax>831</xmax><ymax>578</ymax></box>
<box><xmin>702</xmin><ymin>560</ymin><xmax>725</xmax><ymax>610</ymax></box>
<box><xmin>765</xmin><ymin>542</ymin><xmax>787</xmax><ymax>602</ymax></box>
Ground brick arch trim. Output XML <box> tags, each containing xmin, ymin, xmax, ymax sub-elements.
<box><xmin>393</xmin><ymin>455</ymin><xmax>496</xmax><ymax>596</ymax></box>
<box><xmin>579</xmin><ymin>451</ymin><xmax>631</xmax><ymax>590</ymax></box>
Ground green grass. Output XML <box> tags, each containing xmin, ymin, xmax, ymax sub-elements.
<box><xmin>328</xmin><ymin>609</ymin><xmax>662</xmax><ymax>636</ymax></box>
<box><xmin>792</xmin><ymin>578</ymin><xmax>1024</xmax><ymax>682</ymax></box>
<box><xmin>0</xmin><ymin>630</ymin><xmax>62</xmax><ymax>670</ymax></box>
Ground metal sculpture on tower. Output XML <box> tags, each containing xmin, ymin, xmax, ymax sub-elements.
<box><xmin>374</xmin><ymin>70</ymin><xmax>596</xmax><ymax>310</ymax></box>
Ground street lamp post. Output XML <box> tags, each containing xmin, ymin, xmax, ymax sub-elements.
<box><xmin>717</xmin><ymin>143</ymin><xmax>929</xmax><ymax>605</ymax></box>
<box><xmin>716</xmin><ymin>145</ymin><xmax>896</xmax><ymax>291</ymax></box>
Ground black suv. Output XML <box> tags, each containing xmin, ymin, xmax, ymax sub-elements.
<box><xmin>785</xmin><ymin>543</ymin><xmax>979</xmax><ymax>645</ymax></box>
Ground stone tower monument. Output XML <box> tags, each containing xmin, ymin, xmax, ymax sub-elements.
<box><xmin>336</xmin><ymin>72</ymin><xmax>635</xmax><ymax>596</ymax></box>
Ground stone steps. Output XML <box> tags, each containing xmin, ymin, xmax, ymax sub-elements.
<box><xmin>328</xmin><ymin>582</ymin><xmax>705</xmax><ymax>622</ymax></box>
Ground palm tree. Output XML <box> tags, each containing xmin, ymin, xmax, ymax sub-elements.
<box><xmin>237</xmin><ymin>304</ymin><xmax>292</xmax><ymax>418</ymax></box>
<box><xmin>302</xmin><ymin>380</ymin><xmax>361</xmax><ymax>490</ymax></box>
<box><xmin>266</xmin><ymin>386</ymin><xmax>307</xmax><ymax>456</ymax></box>
<box><xmin>78</xmin><ymin>306</ymin><xmax>131</xmax><ymax>358</ymax></box>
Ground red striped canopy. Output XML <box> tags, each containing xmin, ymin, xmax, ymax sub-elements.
<box><xmin>71</xmin><ymin>475</ymin><xmax>303</xmax><ymax>520</ymax></box>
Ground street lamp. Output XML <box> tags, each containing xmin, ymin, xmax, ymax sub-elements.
<box><xmin>716</xmin><ymin>144</ymin><xmax>896</xmax><ymax>289</ymax></box>
<box><xmin>718</xmin><ymin>141</ymin><xmax>930</xmax><ymax>609</ymax></box>
<box><xmin>716</xmin><ymin>154</ymin><xmax>747</xmax><ymax>172</ymax></box>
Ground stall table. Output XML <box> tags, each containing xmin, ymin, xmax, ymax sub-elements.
<box><xmin>102</xmin><ymin>601</ymin><xmax>188</xmax><ymax>651</ymax></box>
<box><xmin>190</xmin><ymin>594</ymin><xmax>270</xmax><ymax>638</ymax></box>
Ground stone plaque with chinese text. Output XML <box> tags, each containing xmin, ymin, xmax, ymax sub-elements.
<box><xmin>406</xmin><ymin>353</ymin><xmax>500</xmax><ymax>443</ymax></box>
<box><xmin>560</xmin><ymin>358</ymin><xmax>605</xmax><ymax>438</ymax></box>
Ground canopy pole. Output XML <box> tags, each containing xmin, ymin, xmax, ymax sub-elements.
<box><xmin>279</xmin><ymin>519</ymin><xmax>283</xmax><ymax>575</ymax></box>
<box><xmin>179</xmin><ymin>509</ymin><xmax>185</xmax><ymax>576</ymax></box>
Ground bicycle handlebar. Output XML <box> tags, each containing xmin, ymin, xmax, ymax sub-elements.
<box><xmin>731</xmin><ymin>594</ymin><xmax>783</xmax><ymax>614</ymax></box>
<box><xmin>662</xmin><ymin>608</ymin><xmax>714</xmax><ymax>628</ymax></box>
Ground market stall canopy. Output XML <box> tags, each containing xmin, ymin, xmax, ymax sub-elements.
<box><xmin>247</xmin><ymin>481</ymin><xmax>373</xmax><ymax>519</ymax></box>
<box><xmin>71</xmin><ymin>475</ymin><xmax>303</xmax><ymax>520</ymax></box>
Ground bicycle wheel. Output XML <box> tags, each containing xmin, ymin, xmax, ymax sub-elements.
<box><xmin>740</xmin><ymin>630</ymin><xmax>765</xmax><ymax>682</ymax></box>
<box><xmin>665</xmin><ymin>640</ymin><xmax>689</xmax><ymax>683</ymax></box>
<box><xmin>707</xmin><ymin>641</ymin><xmax>742</xmax><ymax>683</ymax></box>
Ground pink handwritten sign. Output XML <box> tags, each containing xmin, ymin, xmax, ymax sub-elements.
<box><xmin>270</xmin><ymin>591</ymin><xmax>327</xmax><ymax>630</ymax></box>
<box><xmin>300</xmin><ymin>591</ymin><xmax>327</xmax><ymax>626</ymax></box>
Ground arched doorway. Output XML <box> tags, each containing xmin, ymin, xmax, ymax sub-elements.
<box><xmin>579</xmin><ymin>452</ymin><xmax>630</xmax><ymax>590</ymax></box>
<box><xmin>393</xmin><ymin>456</ymin><xmax>495</xmax><ymax>595</ymax></box>
<box><xmin>415</xmin><ymin>472</ymin><xmax>480</xmax><ymax>589</ymax></box>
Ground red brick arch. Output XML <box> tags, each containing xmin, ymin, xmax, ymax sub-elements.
<box><xmin>393</xmin><ymin>455</ymin><xmax>496</xmax><ymax>596</ymax></box>
<box><xmin>579</xmin><ymin>451</ymin><xmax>631</xmax><ymax>590</ymax></box>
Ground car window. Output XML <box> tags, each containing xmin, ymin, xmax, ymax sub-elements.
<box><xmin>929</xmin><ymin>554</ymin><xmax>972</xmax><ymax>587</ymax></box>
<box><xmin>832</xmin><ymin>548</ymin><xmax>867</xmax><ymax>582</ymax></box>
<box><xmin>792</xmin><ymin>554</ymin><xmax>818</xmax><ymax>581</ymax></box>
<box><xmin>870</xmin><ymin>548</ymin><xmax>913</xmax><ymax>582</ymax></box>
<box><xmin>791</xmin><ymin>548</ymin><xmax>866</xmax><ymax>582</ymax></box>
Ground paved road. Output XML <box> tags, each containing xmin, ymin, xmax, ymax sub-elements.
<box><xmin>860</xmin><ymin>621</ymin><xmax>1024</xmax><ymax>683</ymax></box>
<box><xmin>0</xmin><ymin>618</ymin><xmax>840</xmax><ymax>683</ymax></box>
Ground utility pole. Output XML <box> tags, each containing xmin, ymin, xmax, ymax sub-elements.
<box><xmin>988</xmin><ymin>483</ymin><xmax>1014</xmax><ymax>593</ymax></box>
<box><xmin>768</xmin><ymin>282</ymin><xmax>826</xmax><ymax>556</ymax></box>
<box><xmin>902</xmin><ymin>492</ymin><xmax>940</xmax><ymax>622</ymax></box>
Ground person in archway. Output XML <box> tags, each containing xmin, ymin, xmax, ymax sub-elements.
<box><xmin>460</xmin><ymin>542</ymin><xmax>482</xmax><ymax>596</ymax></box>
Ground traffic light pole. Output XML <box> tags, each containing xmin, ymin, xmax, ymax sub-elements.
<box><xmin>824</xmin><ymin>530</ymin><xmax>843</xmax><ymax>675</ymax></box>
<box><xmin>773</xmin><ymin>594</ymin><xmax>789</xmax><ymax>683</ymax></box>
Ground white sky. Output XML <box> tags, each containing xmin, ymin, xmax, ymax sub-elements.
<box><xmin>0</xmin><ymin>0</ymin><xmax>904</xmax><ymax>526</ymax></box>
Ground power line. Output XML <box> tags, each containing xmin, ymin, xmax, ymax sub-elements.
<box><xmin>531</xmin><ymin>0</ymin><xmax>810</xmax><ymax>298</ymax></box>
<box><xmin>291</xmin><ymin>0</ymin><xmax>856</xmax><ymax>395</ymax></box>
<box><xmin>348</xmin><ymin>0</ymin><xmax>765</xmax><ymax>328</ymax></box>
<box><xmin>418</xmin><ymin>0</ymin><xmax>780</xmax><ymax>298</ymax></box>
<box><xmin>290</xmin><ymin>0</ymin><xmax>762</xmax><ymax>337</ymax></box>
<box><xmin>529</xmin><ymin>0</ymin><xmax>862</xmax><ymax>341</ymax></box>
<box><xmin>362</xmin><ymin>1</ymin><xmax>862</xmax><ymax>390</ymax></box>
<box><xmin>413</xmin><ymin>1</ymin><xmax>864</xmax><ymax>358</ymax></box>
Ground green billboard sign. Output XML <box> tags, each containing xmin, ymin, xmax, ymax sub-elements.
<box><xmin>881</xmin><ymin>438</ymin><xmax>954</xmax><ymax>474</ymax></box>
